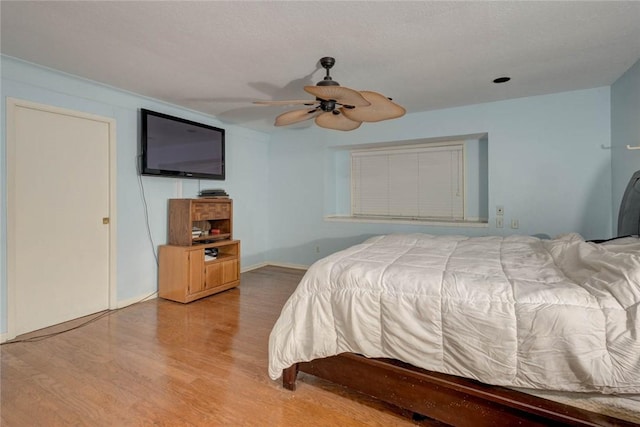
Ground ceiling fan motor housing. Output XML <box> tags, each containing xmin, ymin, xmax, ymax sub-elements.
<box><xmin>319</xmin><ymin>57</ymin><xmax>335</xmax><ymax>69</ymax></box>
<box><xmin>317</xmin><ymin>56</ymin><xmax>340</xmax><ymax>87</ymax></box>
<box><xmin>317</xmin><ymin>79</ymin><xmax>339</xmax><ymax>87</ymax></box>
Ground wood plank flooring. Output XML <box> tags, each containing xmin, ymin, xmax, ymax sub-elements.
<box><xmin>1</xmin><ymin>266</ymin><xmax>433</xmax><ymax>426</ymax></box>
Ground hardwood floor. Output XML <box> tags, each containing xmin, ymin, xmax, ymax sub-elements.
<box><xmin>1</xmin><ymin>266</ymin><xmax>434</xmax><ymax>426</ymax></box>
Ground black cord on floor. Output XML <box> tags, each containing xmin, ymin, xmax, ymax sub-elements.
<box><xmin>1</xmin><ymin>291</ymin><xmax>158</xmax><ymax>345</ymax></box>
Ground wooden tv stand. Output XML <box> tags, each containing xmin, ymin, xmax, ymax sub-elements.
<box><xmin>159</xmin><ymin>198</ymin><xmax>240</xmax><ymax>303</ymax></box>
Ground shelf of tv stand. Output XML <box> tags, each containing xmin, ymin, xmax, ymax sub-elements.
<box><xmin>204</xmin><ymin>252</ymin><xmax>235</xmax><ymax>264</ymax></box>
<box><xmin>192</xmin><ymin>233</ymin><xmax>231</xmax><ymax>244</ymax></box>
<box><xmin>168</xmin><ymin>198</ymin><xmax>233</xmax><ymax>246</ymax></box>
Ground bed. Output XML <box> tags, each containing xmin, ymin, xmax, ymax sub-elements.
<box><xmin>269</xmin><ymin>172</ymin><xmax>640</xmax><ymax>426</ymax></box>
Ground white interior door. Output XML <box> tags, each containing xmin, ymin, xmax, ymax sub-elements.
<box><xmin>7</xmin><ymin>99</ymin><xmax>116</xmax><ymax>337</ymax></box>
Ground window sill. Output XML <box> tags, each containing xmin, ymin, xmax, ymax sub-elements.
<box><xmin>324</xmin><ymin>215</ymin><xmax>489</xmax><ymax>228</ymax></box>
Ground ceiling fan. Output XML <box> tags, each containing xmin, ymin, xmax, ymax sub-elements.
<box><xmin>254</xmin><ymin>57</ymin><xmax>406</xmax><ymax>131</ymax></box>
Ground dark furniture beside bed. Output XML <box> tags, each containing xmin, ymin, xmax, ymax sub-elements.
<box><xmin>283</xmin><ymin>354</ymin><xmax>635</xmax><ymax>426</ymax></box>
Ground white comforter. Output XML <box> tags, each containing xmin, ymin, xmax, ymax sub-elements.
<box><xmin>268</xmin><ymin>233</ymin><xmax>640</xmax><ymax>393</ymax></box>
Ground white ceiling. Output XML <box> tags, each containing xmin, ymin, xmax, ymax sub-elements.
<box><xmin>2</xmin><ymin>1</ymin><xmax>640</xmax><ymax>133</ymax></box>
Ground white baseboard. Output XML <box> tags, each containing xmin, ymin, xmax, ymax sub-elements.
<box><xmin>116</xmin><ymin>265</ymin><xmax>307</xmax><ymax>308</ymax></box>
<box><xmin>241</xmin><ymin>262</ymin><xmax>268</xmax><ymax>272</ymax></box>
<box><xmin>115</xmin><ymin>292</ymin><xmax>158</xmax><ymax>309</ymax></box>
<box><xmin>242</xmin><ymin>262</ymin><xmax>309</xmax><ymax>272</ymax></box>
<box><xmin>263</xmin><ymin>262</ymin><xmax>309</xmax><ymax>271</ymax></box>
<box><xmin>0</xmin><ymin>332</ymin><xmax>9</xmax><ymax>343</ymax></box>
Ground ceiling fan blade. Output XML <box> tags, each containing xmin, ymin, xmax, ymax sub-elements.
<box><xmin>341</xmin><ymin>91</ymin><xmax>406</xmax><ymax>122</ymax></box>
<box><xmin>254</xmin><ymin>99</ymin><xmax>319</xmax><ymax>106</ymax></box>
<box><xmin>304</xmin><ymin>86</ymin><xmax>370</xmax><ymax>107</ymax></box>
<box><xmin>274</xmin><ymin>108</ymin><xmax>320</xmax><ymax>126</ymax></box>
<box><xmin>315</xmin><ymin>110</ymin><xmax>362</xmax><ymax>131</ymax></box>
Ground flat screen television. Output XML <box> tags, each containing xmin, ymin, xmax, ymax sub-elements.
<box><xmin>140</xmin><ymin>109</ymin><xmax>225</xmax><ymax>180</ymax></box>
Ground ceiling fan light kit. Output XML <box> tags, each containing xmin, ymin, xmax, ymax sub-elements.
<box><xmin>316</xmin><ymin>109</ymin><xmax>362</xmax><ymax>131</ymax></box>
<box><xmin>254</xmin><ymin>57</ymin><xmax>406</xmax><ymax>131</ymax></box>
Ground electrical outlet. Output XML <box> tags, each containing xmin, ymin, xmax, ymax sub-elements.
<box><xmin>511</xmin><ymin>219</ymin><xmax>519</xmax><ymax>229</ymax></box>
<box><xmin>496</xmin><ymin>206</ymin><xmax>504</xmax><ymax>216</ymax></box>
<box><xmin>496</xmin><ymin>217</ymin><xmax>504</xmax><ymax>228</ymax></box>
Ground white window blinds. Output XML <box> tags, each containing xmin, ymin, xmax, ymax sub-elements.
<box><xmin>351</xmin><ymin>144</ymin><xmax>464</xmax><ymax>220</ymax></box>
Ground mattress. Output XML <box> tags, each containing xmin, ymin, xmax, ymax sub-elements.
<box><xmin>269</xmin><ymin>233</ymin><xmax>640</xmax><ymax>393</ymax></box>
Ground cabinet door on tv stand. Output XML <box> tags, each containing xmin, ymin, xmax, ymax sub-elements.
<box><xmin>221</xmin><ymin>259</ymin><xmax>239</xmax><ymax>283</ymax></box>
<box><xmin>187</xmin><ymin>250</ymin><xmax>205</xmax><ymax>295</ymax></box>
<box><xmin>204</xmin><ymin>259</ymin><xmax>239</xmax><ymax>291</ymax></box>
<box><xmin>159</xmin><ymin>245</ymin><xmax>202</xmax><ymax>302</ymax></box>
<box><xmin>205</xmin><ymin>262</ymin><xmax>223</xmax><ymax>289</ymax></box>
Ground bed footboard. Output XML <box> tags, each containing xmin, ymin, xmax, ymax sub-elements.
<box><xmin>282</xmin><ymin>354</ymin><xmax>635</xmax><ymax>426</ymax></box>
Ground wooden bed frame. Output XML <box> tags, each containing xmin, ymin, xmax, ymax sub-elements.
<box><xmin>283</xmin><ymin>353</ymin><xmax>636</xmax><ymax>426</ymax></box>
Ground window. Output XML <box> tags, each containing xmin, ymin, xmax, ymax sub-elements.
<box><xmin>351</xmin><ymin>143</ymin><xmax>464</xmax><ymax>220</ymax></box>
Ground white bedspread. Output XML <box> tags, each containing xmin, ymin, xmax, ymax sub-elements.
<box><xmin>268</xmin><ymin>233</ymin><xmax>640</xmax><ymax>393</ymax></box>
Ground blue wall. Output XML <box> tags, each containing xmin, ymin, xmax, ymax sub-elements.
<box><xmin>611</xmin><ymin>58</ymin><xmax>640</xmax><ymax>231</ymax></box>
<box><xmin>0</xmin><ymin>56</ymin><xmax>270</xmax><ymax>334</ymax></box>
<box><xmin>267</xmin><ymin>87</ymin><xmax>613</xmax><ymax>266</ymax></box>
<box><xmin>3</xmin><ymin>54</ymin><xmax>635</xmax><ymax>336</ymax></box>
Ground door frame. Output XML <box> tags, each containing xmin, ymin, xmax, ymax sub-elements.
<box><xmin>5</xmin><ymin>97</ymin><xmax>118</xmax><ymax>341</ymax></box>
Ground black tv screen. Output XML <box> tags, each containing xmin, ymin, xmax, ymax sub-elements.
<box><xmin>140</xmin><ymin>109</ymin><xmax>225</xmax><ymax>180</ymax></box>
